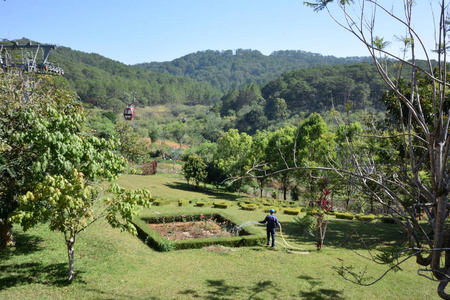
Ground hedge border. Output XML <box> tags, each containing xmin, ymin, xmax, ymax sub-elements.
<box><xmin>133</xmin><ymin>212</ymin><xmax>265</xmax><ymax>251</ymax></box>
<box><xmin>283</xmin><ymin>207</ymin><xmax>301</xmax><ymax>215</ymax></box>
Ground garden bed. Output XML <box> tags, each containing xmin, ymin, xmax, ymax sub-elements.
<box><xmin>133</xmin><ymin>213</ymin><xmax>265</xmax><ymax>251</ymax></box>
<box><xmin>148</xmin><ymin>221</ymin><xmax>236</xmax><ymax>241</ymax></box>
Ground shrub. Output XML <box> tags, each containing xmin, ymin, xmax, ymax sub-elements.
<box><xmin>241</xmin><ymin>204</ymin><xmax>258</xmax><ymax>211</ymax></box>
<box><xmin>355</xmin><ymin>214</ymin><xmax>376</xmax><ymax>221</ymax></box>
<box><xmin>196</xmin><ymin>201</ymin><xmax>213</xmax><ymax>207</ymax></box>
<box><xmin>142</xmin><ymin>160</ymin><xmax>158</xmax><ymax>175</ymax></box>
<box><xmin>335</xmin><ymin>212</ymin><xmax>355</xmax><ymax>220</ymax></box>
<box><xmin>263</xmin><ymin>206</ymin><xmax>279</xmax><ymax>213</ymax></box>
<box><xmin>178</xmin><ymin>200</ymin><xmax>190</xmax><ymax>206</ymax></box>
<box><xmin>283</xmin><ymin>207</ymin><xmax>301</xmax><ymax>215</ymax></box>
<box><xmin>152</xmin><ymin>198</ymin><xmax>175</xmax><ymax>206</ymax></box>
<box><xmin>153</xmin><ymin>199</ymin><xmax>165</xmax><ymax>206</ymax></box>
<box><xmin>213</xmin><ymin>201</ymin><xmax>233</xmax><ymax>209</ymax></box>
<box><xmin>306</xmin><ymin>208</ymin><xmax>320</xmax><ymax>216</ymax></box>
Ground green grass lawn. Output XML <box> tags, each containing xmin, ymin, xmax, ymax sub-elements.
<box><xmin>0</xmin><ymin>174</ymin><xmax>436</xmax><ymax>299</ymax></box>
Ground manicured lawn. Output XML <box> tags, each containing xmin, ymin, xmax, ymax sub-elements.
<box><xmin>0</xmin><ymin>174</ymin><xmax>436</xmax><ymax>299</ymax></box>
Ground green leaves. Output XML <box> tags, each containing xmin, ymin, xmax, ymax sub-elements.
<box><xmin>182</xmin><ymin>155</ymin><xmax>207</xmax><ymax>186</ymax></box>
<box><xmin>14</xmin><ymin>170</ymin><xmax>152</xmax><ymax>237</ymax></box>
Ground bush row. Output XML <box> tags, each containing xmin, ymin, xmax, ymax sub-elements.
<box><xmin>283</xmin><ymin>207</ymin><xmax>302</xmax><ymax>215</ymax></box>
<box><xmin>241</xmin><ymin>197</ymin><xmax>298</xmax><ymax>208</ymax></box>
<box><xmin>335</xmin><ymin>212</ymin><xmax>355</xmax><ymax>220</ymax></box>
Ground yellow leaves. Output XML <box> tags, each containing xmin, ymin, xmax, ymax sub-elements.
<box><xmin>26</xmin><ymin>191</ymin><xmax>34</xmax><ymax>201</ymax></box>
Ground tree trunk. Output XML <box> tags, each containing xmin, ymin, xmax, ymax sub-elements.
<box><xmin>432</xmin><ymin>194</ymin><xmax>448</xmax><ymax>280</ymax></box>
<box><xmin>0</xmin><ymin>218</ymin><xmax>15</xmax><ymax>247</ymax></box>
<box><xmin>66</xmin><ymin>236</ymin><xmax>76</xmax><ymax>282</ymax></box>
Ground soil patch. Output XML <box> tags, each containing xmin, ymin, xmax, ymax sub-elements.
<box><xmin>148</xmin><ymin>221</ymin><xmax>233</xmax><ymax>241</ymax></box>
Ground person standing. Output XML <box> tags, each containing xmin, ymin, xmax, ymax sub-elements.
<box><xmin>259</xmin><ymin>208</ymin><xmax>280</xmax><ymax>247</ymax></box>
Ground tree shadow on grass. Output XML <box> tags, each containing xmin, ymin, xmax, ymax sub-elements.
<box><xmin>164</xmin><ymin>182</ymin><xmax>242</xmax><ymax>201</ymax></box>
<box><xmin>0</xmin><ymin>261</ymin><xmax>86</xmax><ymax>290</ymax></box>
<box><xmin>178</xmin><ymin>279</ymin><xmax>279</xmax><ymax>300</ymax></box>
<box><xmin>0</xmin><ymin>232</ymin><xmax>44</xmax><ymax>260</ymax></box>
<box><xmin>279</xmin><ymin>219</ymin><xmax>407</xmax><ymax>250</ymax></box>
<box><xmin>297</xmin><ymin>275</ymin><xmax>345</xmax><ymax>299</ymax></box>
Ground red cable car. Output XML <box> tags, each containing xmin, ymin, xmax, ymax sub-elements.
<box><xmin>123</xmin><ymin>106</ymin><xmax>135</xmax><ymax>121</ymax></box>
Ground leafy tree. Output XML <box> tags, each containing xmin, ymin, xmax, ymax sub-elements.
<box><xmin>250</xmin><ymin>130</ymin><xmax>271</xmax><ymax>197</ymax></box>
<box><xmin>0</xmin><ymin>72</ymin><xmax>127</xmax><ymax>246</ymax></box>
<box><xmin>182</xmin><ymin>155</ymin><xmax>207</xmax><ymax>187</ymax></box>
<box><xmin>115</xmin><ymin>122</ymin><xmax>148</xmax><ymax>163</ymax></box>
<box><xmin>265</xmin><ymin>126</ymin><xmax>297</xmax><ymax>200</ymax></box>
<box><xmin>334</xmin><ymin>122</ymin><xmax>364</xmax><ymax>211</ymax></box>
<box><xmin>265</xmin><ymin>97</ymin><xmax>289</xmax><ymax>121</ymax></box>
<box><xmin>0</xmin><ymin>71</ymin><xmax>151</xmax><ymax>281</ymax></box>
<box><xmin>214</xmin><ymin>129</ymin><xmax>253</xmax><ymax>193</ymax></box>
<box><xmin>14</xmin><ymin>170</ymin><xmax>151</xmax><ymax>282</ymax></box>
<box><xmin>295</xmin><ymin>113</ymin><xmax>335</xmax><ymax>201</ymax></box>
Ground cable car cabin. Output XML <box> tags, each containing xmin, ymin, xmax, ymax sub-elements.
<box><xmin>123</xmin><ymin>107</ymin><xmax>135</xmax><ymax>121</ymax></box>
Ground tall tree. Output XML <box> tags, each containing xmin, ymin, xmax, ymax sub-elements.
<box><xmin>295</xmin><ymin>113</ymin><xmax>335</xmax><ymax>203</ymax></box>
<box><xmin>182</xmin><ymin>155</ymin><xmax>208</xmax><ymax>187</ymax></box>
<box><xmin>265</xmin><ymin>126</ymin><xmax>297</xmax><ymax>200</ymax></box>
<box><xmin>250</xmin><ymin>130</ymin><xmax>271</xmax><ymax>197</ymax></box>
<box><xmin>214</xmin><ymin>129</ymin><xmax>253</xmax><ymax>193</ymax></box>
<box><xmin>301</xmin><ymin>1</ymin><xmax>450</xmax><ymax>298</ymax></box>
<box><xmin>0</xmin><ymin>72</ymin><xmax>122</xmax><ymax>246</ymax></box>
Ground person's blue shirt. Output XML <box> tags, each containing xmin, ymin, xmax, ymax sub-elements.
<box><xmin>260</xmin><ymin>214</ymin><xmax>280</xmax><ymax>231</ymax></box>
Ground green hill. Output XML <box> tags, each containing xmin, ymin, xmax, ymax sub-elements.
<box><xmin>135</xmin><ymin>49</ymin><xmax>372</xmax><ymax>92</ymax></box>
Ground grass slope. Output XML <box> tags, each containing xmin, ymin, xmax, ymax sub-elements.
<box><xmin>0</xmin><ymin>174</ymin><xmax>435</xmax><ymax>299</ymax></box>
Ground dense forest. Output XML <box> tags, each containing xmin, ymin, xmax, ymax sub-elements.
<box><xmin>50</xmin><ymin>47</ymin><xmax>221</xmax><ymax>111</ymax></box>
<box><xmin>136</xmin><ymin>49</ymin><xmax>372</xmax><ymax>92</ymax></box>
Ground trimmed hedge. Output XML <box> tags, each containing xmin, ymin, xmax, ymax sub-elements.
<box><xmin>132</xmin><ymin>212</ymin><xmax>265</xmax><ymax>251</ymax></box>
<box><xmin>213</xmin><ymin>201</ymin><xmax>233</xmax><ymax>209</ymax></box>
<box><xmin>355</xmin><ymin>214</ymin><xmax>377</xmax><ymax>221</ymax></box>
<box><xmin>263</xmin><ymin>206</ymin><xmax>280</xmax><ymax>213</ymax></box>
<box><xmin>335</xmin><ymin>212</ymin><xmax>355</xmax><ymax>220</ymax></box>
<box><xmin>196</xmin><ymin>201</ymin><xmax>213</xmax><ymax>207</ymax></box>
<box><xmin>283</xmin><ymin>207</ymin><xmax>301</xmax><ymax>215</ymax></box>
<box><xmin>152</xmin><ymin>199</ymin><xmax>167</xmax><ymax>206</ymax></box>
<box><xmin>152</xmin><ymin>197</ymin><xmax>178</xmax><ymax>206</ymax></box>
<box><xmin>178</xmin><ymin>200</ymin><xmax>190</xmax><ymax>206</ymax></box>
<box><xmin>306</xmin><ymin>209</ymin><xmax>320</xmax><ymax>216</ymax></box>
<box><xmin>241</xmin><ymin>203</ymin><xmax>259</xmax><ymax>211</ymax></box>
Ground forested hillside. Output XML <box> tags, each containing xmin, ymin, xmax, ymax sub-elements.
<box><xmin>1</xmin><ymin>38</ymin><xmax>392</xmax><ymax>141</ymax></box>
<box><xmin>261</xmin><ymin>63</ymin><xmax>388</xmax><ymax>112</ymax></box>
<box><xmin>49</xmin><ymin>46</ymin><xmax>221</xmax><ymax>111</ymax></box>
<box><xmin>136</xmin><ymin>49</ymin><xmax>372</xmax><ymax>92</ymax></box>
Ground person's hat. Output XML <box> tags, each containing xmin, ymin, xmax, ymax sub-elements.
<box><xmin>269</xmin><ymin>208</ymin><xmax>275</xmax><ymax>213</ymax></box>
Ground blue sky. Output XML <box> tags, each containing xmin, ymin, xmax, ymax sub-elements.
<box><xmin>0</xmin><ymin>0</ymin><xmax>440</xmax><ymax>65</ymax></box>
